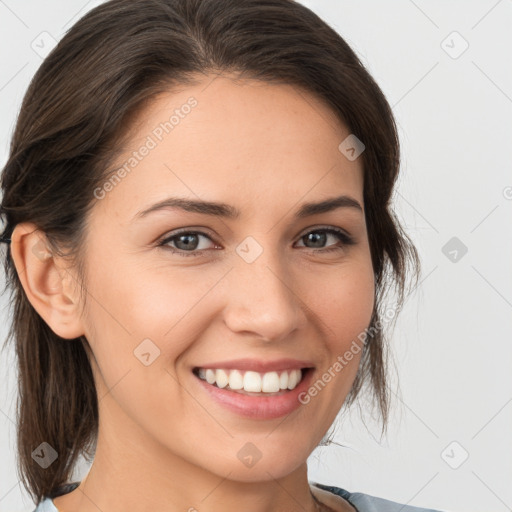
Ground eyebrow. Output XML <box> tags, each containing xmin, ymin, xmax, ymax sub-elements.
<box><xmin>133</xmin><ymin>194</ymin><xmax>363</xmax><ymax>221</ymax></box>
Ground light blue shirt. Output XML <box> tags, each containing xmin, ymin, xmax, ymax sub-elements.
<box><xmin>32</xmin><ymin>481</ymin><xmax>446</xmax><ymax>512</ymax></box>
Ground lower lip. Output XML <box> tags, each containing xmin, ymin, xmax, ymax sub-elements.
<box><xmin>193</xmin><ymin>368</ymin><xmax>315</xmax><ymax>420</ymax></box>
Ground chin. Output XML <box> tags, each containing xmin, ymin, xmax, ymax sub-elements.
<box><xmin>207</xmin><ymin>447</ymin><xmax>309</xmax><ymax>483</ymax></box>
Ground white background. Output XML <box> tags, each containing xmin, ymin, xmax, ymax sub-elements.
<box><xmin>0</xmin><ymin>1</ymin><xmax>511</xmax><ymax>511</ymax></box>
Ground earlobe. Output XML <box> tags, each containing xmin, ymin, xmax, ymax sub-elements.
<box><xmin>10</xmin><ymin>222</ymin><xmax>85</xmax><ymax>340</ymax></box>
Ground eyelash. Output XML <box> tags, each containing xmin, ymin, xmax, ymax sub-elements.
<box><xmin>156</xmin><ymin>226</ymin><xmax>355</xmax><ymax>258</ymax></box>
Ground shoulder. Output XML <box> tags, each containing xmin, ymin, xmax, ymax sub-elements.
<box><xmin>31</xmin><ymin>481</ymin><xmax>81</xmax><ymax>512</ymax></box>
<box><xmin>312</xmin><ymin>482</ymin><xmax>448</xmax><ymax>512</ymax></box>
<box><xmin>31</xmin><ymin>497</ymin><xmax>57</xmax><ymax>512</ymax></box>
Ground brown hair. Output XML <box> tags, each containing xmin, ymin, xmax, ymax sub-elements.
<box><xmin>0</xmin><ymin>0</ymin><xmax>421</xmax><ymax>504</ymax></box>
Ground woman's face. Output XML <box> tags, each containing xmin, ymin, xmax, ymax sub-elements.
<box><xmin>75</xmin><ymin>74</ymin><xmax>374</xmax><ymax>482</ymax></box>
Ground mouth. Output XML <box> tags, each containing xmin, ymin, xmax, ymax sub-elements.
<box><xmin>192</xmin><ymin>366</ymin><xmax>314</xmax><ymax>396</ymax></box>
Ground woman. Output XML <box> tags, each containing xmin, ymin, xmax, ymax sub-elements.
<box><xmin>0</xmin><ymin>0</ymin><xmax>445</xmax><ymax>511</ymax></box>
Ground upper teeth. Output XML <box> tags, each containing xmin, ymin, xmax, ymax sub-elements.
<box><xmin>197</xmin><ymin>368</ymin><xmax>303</xmax><ymax>393</ymax></box>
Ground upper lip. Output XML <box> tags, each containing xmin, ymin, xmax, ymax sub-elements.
<box><xmin>193</xmin><ymin>358</ymin><xmax>315</xmax><ymax>373</ymax></box>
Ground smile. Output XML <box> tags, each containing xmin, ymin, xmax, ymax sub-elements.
<box><xmin>193</xmin><ymin>367</ymin><xmax>304</xmax><ymax>395</ymax></box>
<box><xmin>191</xmin><ymin>365</ymin><xmax>315</xmax><ymax>419</ymax></box>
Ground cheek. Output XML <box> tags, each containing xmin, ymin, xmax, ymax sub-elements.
<box><xmin>306</xmin><ymin>260</ymin><xmax>375</xmax><ymax>343</ymax></box>
<box><xmin>301</xmin><ymin>261</ymin><xmax>374</xmax><ymax>399</ymax></box>
<box><xmin>81</xmin><ymin>262</ymin><xmax>225</xmax><ymax>377</ymax></box>
<box><xmin>288</xmin><ymin>262</ymin><xmax>374</xmax><ymax>430</ymax></box>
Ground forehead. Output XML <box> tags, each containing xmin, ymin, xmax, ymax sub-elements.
<box><xmin>94</xmin><ymin>74</ymin><xmax>364</xmax><ymax>223</ymax></box>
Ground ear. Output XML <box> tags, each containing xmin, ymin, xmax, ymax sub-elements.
<box><xmin>10</xmin><ymin>222</ymin><xmax>86</xmax><ymax>339</ymax></box>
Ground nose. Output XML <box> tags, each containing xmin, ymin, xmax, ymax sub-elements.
<box><xmin>222</xmin><ymin>246</ymin><xmax>304</xmax><ymax>343</ymax></box>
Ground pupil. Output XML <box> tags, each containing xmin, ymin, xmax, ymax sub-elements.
<box><xmin>177</xmin><ymin>234</ymin><xmax>198</xmax><ymax>250</ymax></box>
<box><xmin>307</xmin><ymin>232</ymin><xmax>325</xmax><ymax>248</ymax></box>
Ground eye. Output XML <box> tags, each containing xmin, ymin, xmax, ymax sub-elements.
<box><xmin>157</xmin><ymin>230</ymin><xmax>217</xmax><ymax>257</ymax></box>
<box><xmin>295</xmin><ymin>227</ymin><xmax>355</xmax><ymax>253</ymax></box>
<box><xmin>157</xmin><ymin>226</ymin><xmax>355</xmax><ymax>257</ymax></box>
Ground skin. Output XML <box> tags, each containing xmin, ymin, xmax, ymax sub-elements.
<box><xmin>11</xmin><ymin>74</ymin><xmax>374</xmax><ymax>512</ymax></box>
